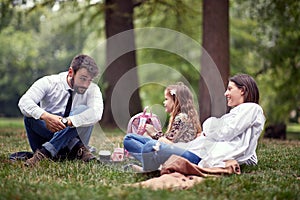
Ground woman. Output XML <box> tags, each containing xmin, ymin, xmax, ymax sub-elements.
<box><xmin>124</xmin><ymin>82</ymin><xmax>202</xmax><ymax>162</ymax></box>
<box><xmin>124</xmin><ymin>74</ymin><xmax>266</xmax><ymax>172</ymax></box>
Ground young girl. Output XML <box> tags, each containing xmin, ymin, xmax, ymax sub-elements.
<box><xmin>124</xmin><ymin>74</ymin><xmax>266</xmax><ymax>172</ymax></box>
<box><xmin>124</xmin><ymin>82</ymin><xmax>202</xmax><ymax>162</ymax></box>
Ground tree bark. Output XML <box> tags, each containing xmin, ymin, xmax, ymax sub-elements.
<box><xmin>103</xmin><ymin>0</ymin><xmax>142</xmax><ymax>128</ymax></box>
<box><xmin>199</xmin><ymin>0</ymin><xmax>229</xmax><ymax>124</ymax></box>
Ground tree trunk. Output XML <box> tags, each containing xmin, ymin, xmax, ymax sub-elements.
<box><xmin>199</xmin><ymin>0</ymin><xmax>229</xmax><ymax>124</ymax></box>
<box><xmin>103</xmin><ymin>0</ymin><xmax>142</xmax><ymax>128</ymax></box>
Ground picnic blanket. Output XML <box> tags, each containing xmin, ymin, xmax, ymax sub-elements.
<box><xmin>128</xmin><ymin>155</ymin><xmax>241</xmax><ymax>190</ymax></box>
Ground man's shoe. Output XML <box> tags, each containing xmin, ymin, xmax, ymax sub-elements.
<box><xmin>25</xmin><ymin>149</ymin><xmax>48</xmax><ymax>167</ymax></box>
<box><xmin>77</xmin><ymin>146</ymin><xmax>96</xmax><ymax>162</ymax></box>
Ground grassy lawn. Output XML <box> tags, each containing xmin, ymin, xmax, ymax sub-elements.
<box><xmin>287</xmin><ymin>123</ymin><xmax>300</xmax><ymax>140</ymax></box>
<box><xmin>0</xmin><ymin>118</ymin><xmax>299</xmax><ymax>200</ymax></box>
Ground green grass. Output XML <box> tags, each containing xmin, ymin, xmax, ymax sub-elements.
<box><xmin>287</xmin><ymin>123</ymin><xmax>300</xmax><ymax>140</ymax></box>
<box><xmin>0</xmin><ymin>118</ymin><xmax>299</xmax><ymax>200</ymax></box>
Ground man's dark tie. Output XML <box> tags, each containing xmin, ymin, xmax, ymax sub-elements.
<box><xmin>63</xmin><ymin>89</ymin><xmax>73</xmax><ymax>117</ymax></box>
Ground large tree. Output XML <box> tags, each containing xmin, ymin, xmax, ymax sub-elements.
<box><xmin>102</xmin><ymin>0</ymin><xmax>199</xmax><ymax>128</ymax></box>
<box><xmin>199</xmin><ymin>0</ymin><xmax>229</xmax><ymax>123</ymax></box>
<box><xmin>103</xmin><ymin>0</ymin><xmax>142</xmax><ymax>127</ymax></box>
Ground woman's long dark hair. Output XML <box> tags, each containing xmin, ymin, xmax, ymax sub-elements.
<box><xmin>229</xmin><ymin>74</ymin><xmax>260</xmax><ymax>104</ymax></box>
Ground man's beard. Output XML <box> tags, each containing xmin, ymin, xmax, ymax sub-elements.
<box><xmin>71</xmin><ymin>78</ymin><xmax>87</xmax><ymax>94</ymax></box>
<box><xmin>73</xmin><ymin>85</ymin><xmax>87</xmax><ymax>94</ymax></box>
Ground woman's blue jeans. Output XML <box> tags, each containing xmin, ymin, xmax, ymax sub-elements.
<box><xmin>24</xmin><ymin>105</ymin><xmax>93</xmax><ymax>157</ymax></box>
<box><xmin>123</xmin><ymin>133</ymin><xmax>201</xmax><ymax>172</ymax></box>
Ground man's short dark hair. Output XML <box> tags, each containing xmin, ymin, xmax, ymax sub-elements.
<box><xmin>70</xmin><ymin>54</ymin><xmax>99</xmax><ymax>78</ymax></box>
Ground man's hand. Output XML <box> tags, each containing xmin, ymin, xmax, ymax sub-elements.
<box><xmin>40</xmin><ymin>112</ymin><xmax>66</xmax><ymax>133</ymax></box>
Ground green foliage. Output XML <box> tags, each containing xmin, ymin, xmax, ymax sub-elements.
<box><xmin>0</xmin><ymin>119</ymin><xmax>299</xmax><ymax>200</ymax></box>
<box><xmin>137</xmin><ymin>49</ymin><xmax>200</xmax><ymax>107</ymax></box>
<box><xmin>134</xmin><ymin>0</ymin><xmax>202</xmax><ymax>108</ymax></box>
<box><xmin>229</xmin><ymin>0</ymin><xmax>300</xmax><ymax>125</ymax></box>
<box><xmin>0</xmin><ymin>27</ymin><xmax>38</xmax><ymax>93</ymax></box>
<box><xmin>246</xmin><ymin>0</ymin><xmax>300</xmax><ymax>124</ymax></box>
<box><xmin>0</xmin><ymin>24</ymin><xmax>40</xmax><ymax>116</ymax></box>
<box><xmin>134</xmin><ymin>0</ymin><xmax>202</xmax><ymax>41</ymax></box>
<box><xmin>230</xmin><ymin>1</ymin><xmax>261</xmax><ymax>75</ymax></box>
<box><xmin>0</xmin><ymin>1</ymin><xmax>97</xmax><ymax>117</ymax></box>
<box><xmin>0</xmin><ymin>0</ymin><xmax>14</xmax><ymax>30</ymax></box>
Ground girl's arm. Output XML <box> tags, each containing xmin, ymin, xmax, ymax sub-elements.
<box><xmin>166</xmin><ymin>113</ymin><xmax>197</xmax><ymax>143</ymax></box>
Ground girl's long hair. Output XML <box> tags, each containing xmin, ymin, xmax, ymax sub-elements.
<box><xmin>165</xmin><ymin>82</ymin><xmax>202</xmax><ymax>134</ymax></box>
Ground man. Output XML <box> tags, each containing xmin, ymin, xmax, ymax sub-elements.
<box><xmin>18</xmin><ymin>54</ymin><xmax>104</xmax><ymax>166</ymax></box>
